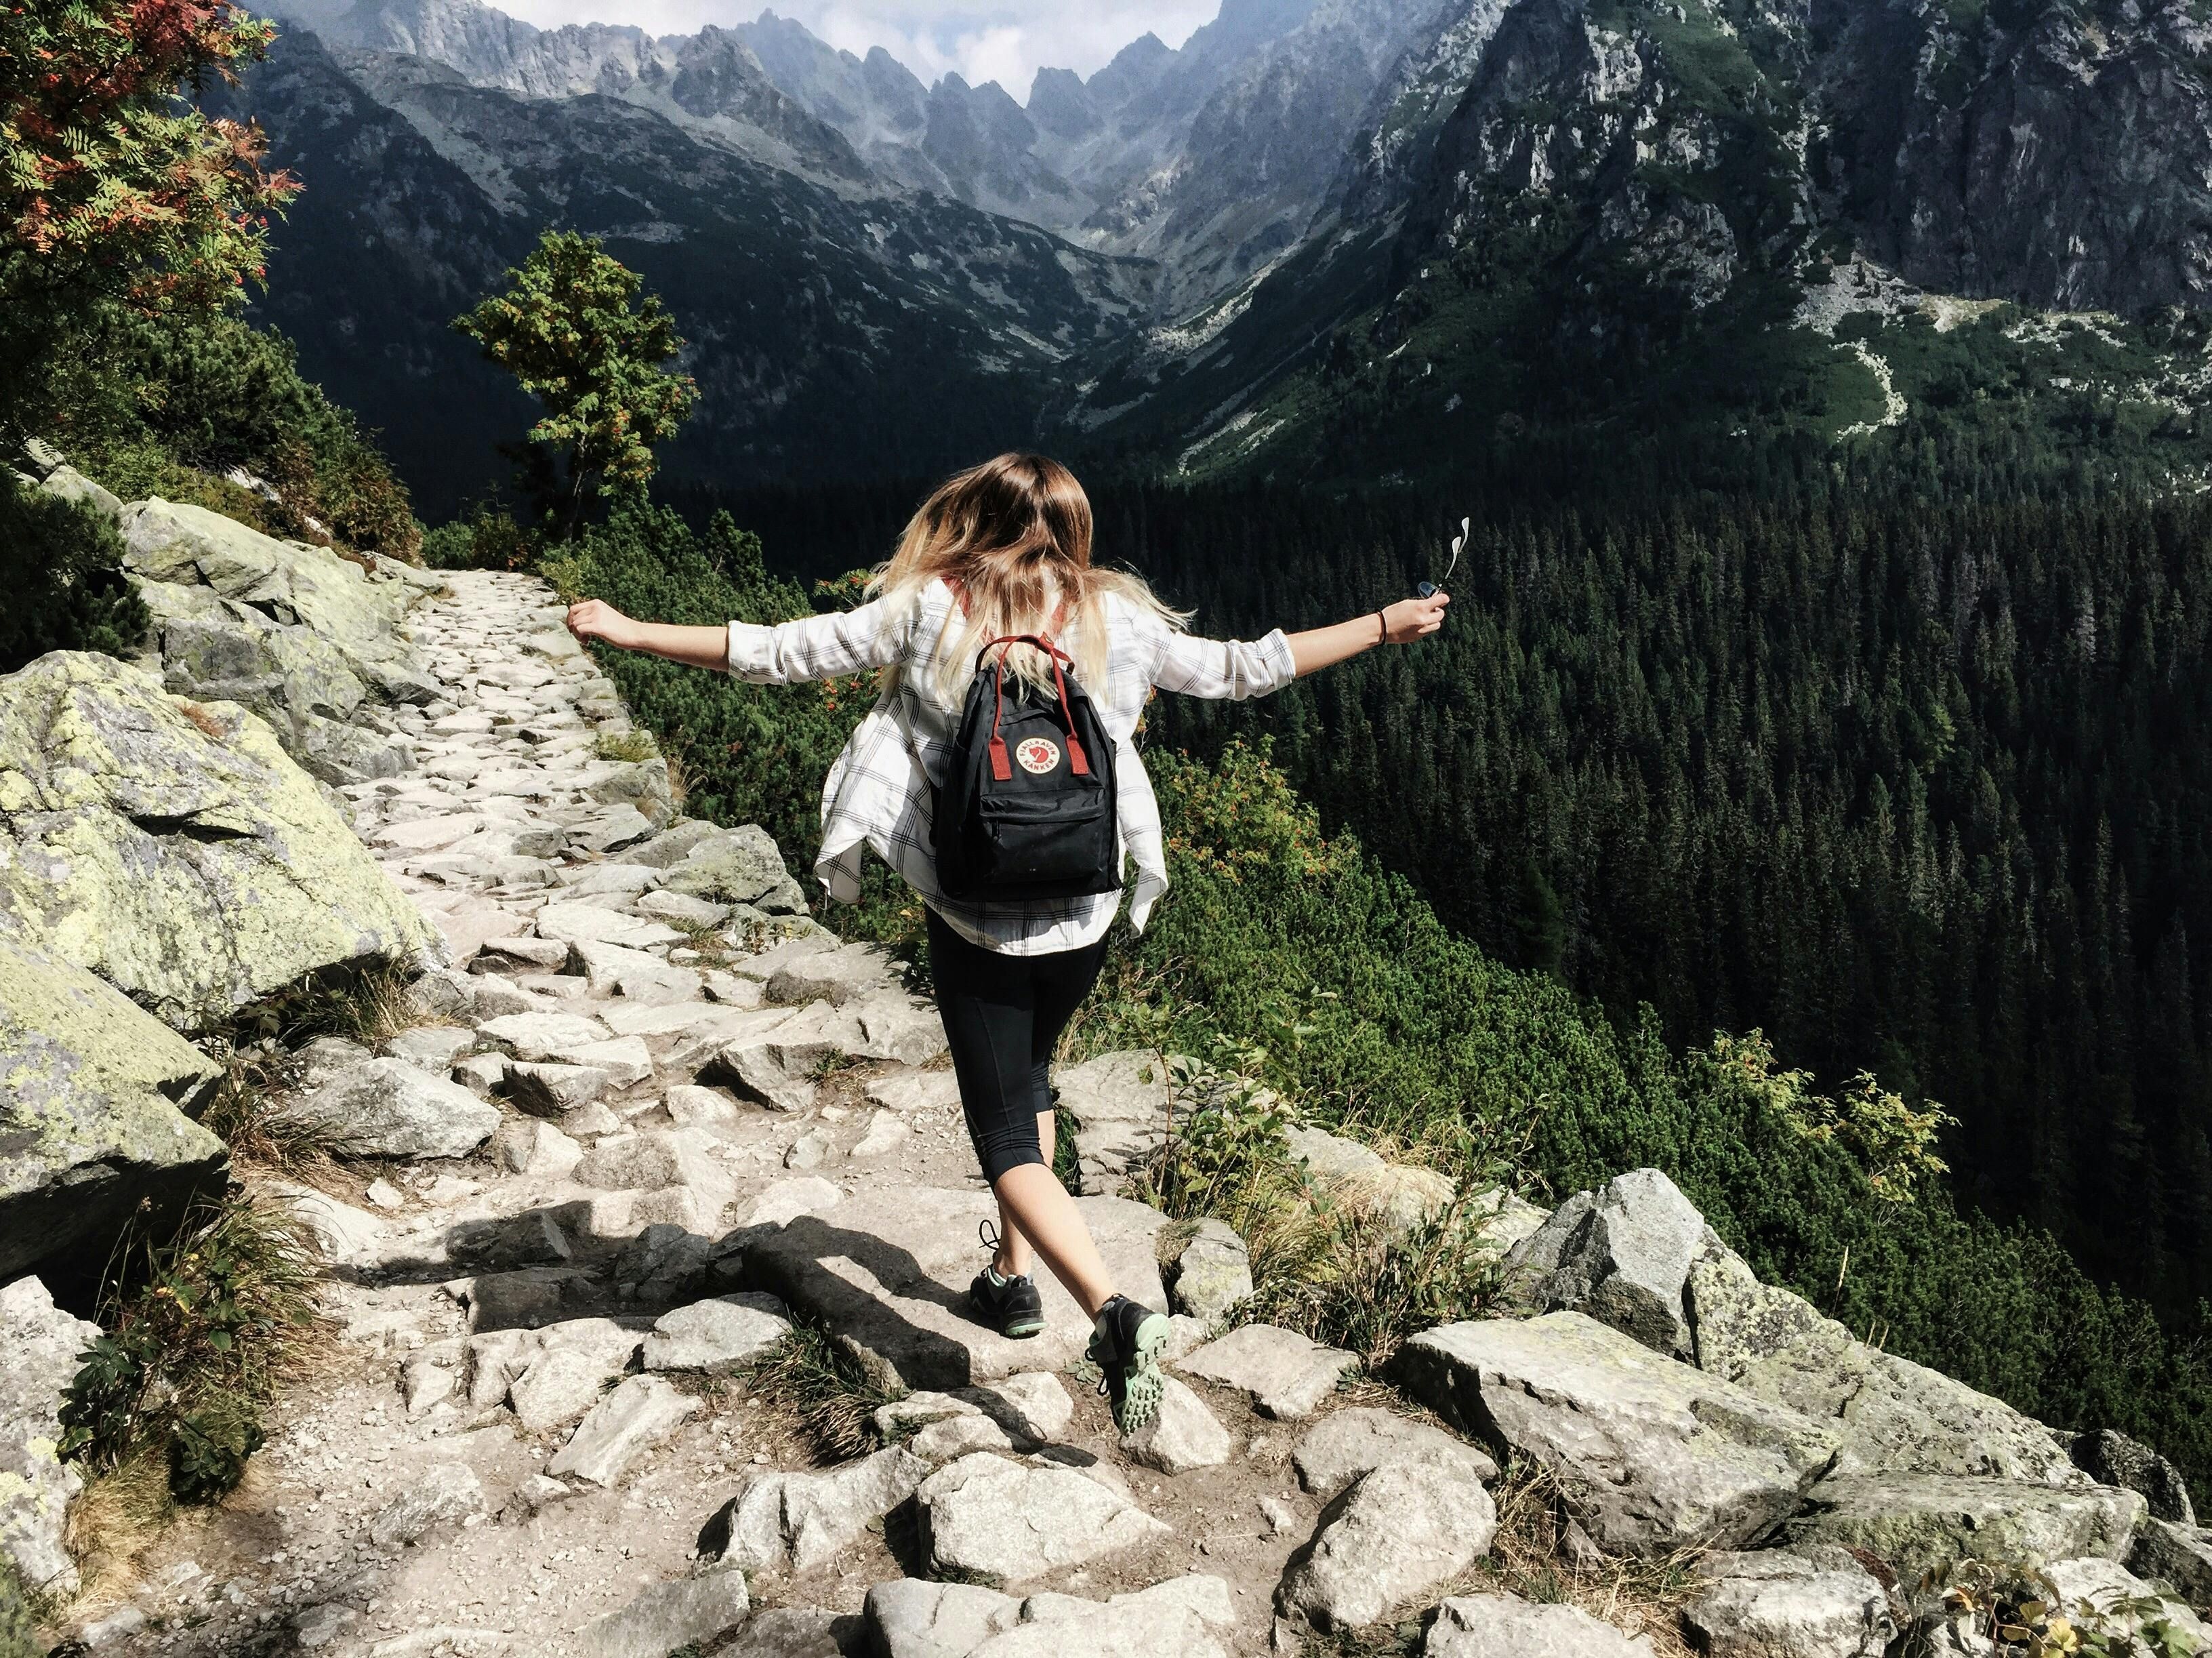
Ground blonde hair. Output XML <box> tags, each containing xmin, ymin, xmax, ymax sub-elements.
<box><xmin>869</xmin><ymin>452</ymin><xmax>1188</xmax><ymax>697</ymax></box>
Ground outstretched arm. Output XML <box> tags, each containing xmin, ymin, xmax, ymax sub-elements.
<box><xmin>1285</xmin><ymin>592</ymin><xmax>1450</xmax><ymax>676</ymax></box>
<box><xmin>567</xmin><ymin>595</ymin><xmax>914</xmax><ymax>683</ymax></box>
<box><xmin>566</xmin><ymin>601</ymin><xmax>728</xmax><ymax>670</ymax></box>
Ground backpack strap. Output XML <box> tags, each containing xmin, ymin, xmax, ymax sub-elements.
<box><xmin>977</xmin><ymin>633</ymin><xmax>1092</xmax><ymax>781</ymax></box>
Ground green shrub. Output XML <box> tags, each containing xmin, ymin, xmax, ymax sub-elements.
<box><xmin>421</xmin><ymin>503</ymin><xmax>534</xmax><ymax>571</ymax></box>
<box><xmin>28</xmin><ymin>306</ymin><xmax>418</xmax><ymax>559</ymax></box>
<box><xmin>0</xmin><ymin>468</ymin><xmax>149</xmax><ymax>673</ymax></box>
<box><xmin>60</xmin><ymin>1194</ymin><xmax>322</xmax><ymax>1506</ymax></box>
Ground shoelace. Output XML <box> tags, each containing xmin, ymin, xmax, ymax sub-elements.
<box><xmin>977</xmin><ymin>1220</ymin><xmax>1032</xmax><ymax>1287</ymax></box>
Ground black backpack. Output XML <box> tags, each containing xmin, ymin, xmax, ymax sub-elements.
<box><xmin>935</xmin><ymin>634</ymin><xmax>1120</xmax><ymax>902</ymax></box>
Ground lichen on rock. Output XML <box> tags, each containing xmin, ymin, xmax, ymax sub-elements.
<box><xmin>0</xmin><ymin>650</ymin><xmax>442</xmax><ymax>1030</ymax></box>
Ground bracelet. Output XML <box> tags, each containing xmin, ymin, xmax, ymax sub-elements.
<box><xmin>1376</xmin><ymin>611</ymin><xmax>1388</xmax><ymax>645</ymax></box>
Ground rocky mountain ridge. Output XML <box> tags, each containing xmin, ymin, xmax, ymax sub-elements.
<box><xmin>228</xmin><ymin>0</ymin><xmax>2212</xmax><ymax>500</ymax></box>
<box><xmin>215</xmin><ymin>29</ymin><xmax>1159</xmax><ymax>516</ymax></box>
<box><xmin>268</xmin><ymin>0</ymin><xmax>1462</xmax><ymax>312</ymax></box>
<box><xmin>1065</xmin><ymin>0</ymin><xmax>2212</xmax><ymax>478</ymax></box>
<box><xmin>10</xmin><ymin>457</ymin><xmax>2212</xmax><ymax>1655</ymax></box>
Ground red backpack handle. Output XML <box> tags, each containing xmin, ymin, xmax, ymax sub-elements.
<box><xmin>977</xmin><ymin>633</ymin><xmax>1091</xmax><ymax>782</ymax></box>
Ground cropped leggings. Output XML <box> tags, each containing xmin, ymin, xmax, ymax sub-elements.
<box><xmin>924</xmin><ymin>908</ymin><xmax>1111</xmax><ymax>1183</ymax></box>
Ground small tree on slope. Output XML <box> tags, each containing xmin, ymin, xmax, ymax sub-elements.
<box><xmin>454</xmin><ymin>230</ymin><xmax>699</xmax><ymax>541</ymax></box>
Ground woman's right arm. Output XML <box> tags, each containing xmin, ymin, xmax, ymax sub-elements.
<box><xmin>566</xmin><ymin>601</ymin><xmax>731</xmax><ymax>668</ymax></box>
<box><xmin>567</xmin><ymin>594</ymin><xmax>918</xmax><ymax>683</ymax></box>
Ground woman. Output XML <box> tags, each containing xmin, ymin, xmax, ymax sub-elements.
<box><xmin>565</xmin><ymin>453</ymin><xmax>1448</xmax><ymax>1433</ymax></box>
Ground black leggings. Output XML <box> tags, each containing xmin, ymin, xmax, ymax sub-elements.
<box><xmin>924</xmin><ymin>908</ymin><xmax>1111</xmax><ymax>1183</ymax></box>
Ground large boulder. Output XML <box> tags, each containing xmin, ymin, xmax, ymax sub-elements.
<box><xmin>1502</xmin><ymin>1167</ymin><xmax>1706</xmax><ymax>1354</ymax></box>
<box><xmin>2070</xmin><ymin>1429</ymin><xmax>2196</xmax><ymax>1524</ymax></box>
<box><xmin>1507</xmin><ymin>1168</ymin><xmax>2083</xmax><ymax>1487</ymax></box>
<box><xmin>0</xmin><ymin>652</ymin><xmax>442</xmax><ymax>1030</ymax></box>
<box><xmin>0</xmin><ymin>1277</ymin><xmax>103</xmax><ymax>1597</ymax></box>
<box><xmin>0</xmin><ymin>932</ymin><xmax>228</xmax><ymax>1280</ymax></box>
<box><xmin>2132</xmin><ymin>1517</ymin><xmax>2212</xmax><ymax>1606</ymax></box>
<box><xmin>118</xmin><ymin>498</ymin><xmax>432</xmax><ymax>701</ymax></box>
<box><xmin>1783</xmin><ymin>1474</ymin><xmax>2144</xmax><ymax>1583</ymax></box>
<box><xmin>1687</xmin><ymin>1242</ymin><xmax>2084</xmax><ymax>1486</ymax></box>
<box><xmin>1398</xmin><ymin>1312</ymin><xmax>1841</xmax><ymax>1554</ymax></box>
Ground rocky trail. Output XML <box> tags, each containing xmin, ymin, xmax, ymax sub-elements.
<box><xmin>20</xmin><ymin>571</ymin><xmax>1507</xmax><ymax>1658</ymax></box>
<box><xmin>14</xmin><ymin>530</ymin><xmax>2212</xmax><ymax>1658</ymax></box>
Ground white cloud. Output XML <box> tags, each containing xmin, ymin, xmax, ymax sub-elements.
<box><xmin>488</xmin><ymin>1</ymin><xmax>1218</xmax><ymax>96</ymax></box>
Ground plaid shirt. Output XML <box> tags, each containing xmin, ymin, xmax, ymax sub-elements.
<box><xmin>727</xmin><ymin>578</ymin><xmax>1297</xmax><ymax>955</ymax></box>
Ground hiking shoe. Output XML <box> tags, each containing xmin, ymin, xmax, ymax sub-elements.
<box><xmin>1086</xmin><ymin>1294</ymin><xmax>1172</xmax><ymax>1435</ymax></box>
<box><xmin>970</xmin><ymin>1222</ymin><xmax>1045</xmax><ymax>1339</ymax></box>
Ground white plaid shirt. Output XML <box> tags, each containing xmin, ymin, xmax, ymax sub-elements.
<box><xmin>726</xmin><ymin>578</ymin><xmax>1297</xmax><ymax>954</ymax></box>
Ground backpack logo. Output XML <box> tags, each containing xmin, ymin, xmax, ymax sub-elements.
<box><xmin>1014</xmin><ymin>737</ymin><xmax>1061</xmax><ymax>775</ymax></box>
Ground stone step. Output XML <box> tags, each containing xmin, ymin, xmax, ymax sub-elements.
<box><xmin>743</xmin><ymin>1184</ymin><xmax>1168</xmax><ymax>1391</ymax></box>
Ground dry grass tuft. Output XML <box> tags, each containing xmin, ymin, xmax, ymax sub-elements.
<box><xmin>196</xmin><ymin>1040</ymin><xmax>346</xmax><ymax>1184</ymax></box>
<box><xmin>741</xmin><ymin>1324</ymin><xmax>903</xmax><ymax>1465</ymax></box>
<box><xmin>176</xmin><ymin>701</ymin><xmax>228</xmax><ymax>742</ymax></box>
<box><xmin>1475</xmin><ymin>1459</ymin><xmax>1703</xmax><ymax>1655</ymax></box>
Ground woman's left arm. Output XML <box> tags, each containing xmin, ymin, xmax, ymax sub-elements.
<box><xmin>1285</xmin><ymin>592</ymin><xmax>1450</xmax><ymax>676</ymax></box>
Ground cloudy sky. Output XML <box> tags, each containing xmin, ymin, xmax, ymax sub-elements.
<box><xmin>489</xmin><ymin>1</ymin><xmax>1221</xmax><ymax>94</ymax></box>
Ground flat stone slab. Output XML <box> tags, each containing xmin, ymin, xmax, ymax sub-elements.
<box><xmin>863</xmin><ymin>1575</ymin><xmax>1233</xmax><ymax>1658</ymax></box>
<box><xmin>642</xmin><ymin>1294</ymin><xmax>792</xmax><ymax>1373</ymax></box>
<box><xmin>918</xmin><ymin>1452</ymin><xmax>1172</xmax><ymax>1585</ymax></box>
<box><xmin>476</xmin><ymin>1011</ymin><xmax>611</xmax><ymax>1057</ymax></box>
<box><xmin>579</xmin><ymin>1570</ymin><xmax>749</xmax><ymax>1658</ymax></box>
<box><xmin>1681</xmin><ymin>1549</ymin><xmax>1898</xmax><ymax>1658</ymax></box>
<box><xmin>1783</xmin><ymin>1473</ymin><xmax>2144</xmax><ymax>1584</ymax></box>
<box><xmin>534</xmin><ymin>900</ymin><xmax>681</xmax><ymax>952</ymax></box>
<box><xmin>1399</xmin><ymin>1312</ymin><xmax>1841</xmax><ymax>1555</ymax></box>
<box><xmin>866</xmin><ymin>1068</ymin><xmax>963</xmax><ymax>1115</ymax></box>
<box><xmin>548</xmin><ymin>1373</ymin><xmax>698</xmax><ymax>1486</ymax></box>
<box><xmin>1176</xmin><ymin>1324</ymin><xmax>1357</xmax><ymax>1419</ymax></box>
<box><xmin>1292</xmin><ymin>1406</ymin><xmax>1498</xmax><ymax>1500</ymax></box>
<box><xmin>1425</xmin><ymin>1594</ymin><xmax>1658</xmax><ymax>1657</ymax></box>
<box><xmin>743</xmin><ymin>1186</ymin><xmax>1168</xmax><ymax>1390</ymax></box>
